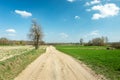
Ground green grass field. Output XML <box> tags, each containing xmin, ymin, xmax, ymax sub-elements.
<box><xmin>55</xmin><ymin>45</ymin><xmax>120</xmax><ymax>80</ymax></box>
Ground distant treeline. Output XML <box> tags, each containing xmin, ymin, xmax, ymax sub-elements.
<box><xmin>84</xmin><ymin>37</ymin><xmax>108</xmax><ymax>46</ymax></box>
<box><xmin>0</xmin><ymin>37</ymin><xmax>45</xmax><ymax>46</ymax></box>
<box><xmin>48</xmin><ymin>36</ymin><xmax>120</xmax><ymax>49</ymax></box>
<box><xmin>48</xmin><ymin>42</ymin><xmax>120</xmax><ymax>49</ymax></box>
<box><xmin>0</xmin><ymin>37</ymin><xmax>120</xmax><ymax>49</ymax></box>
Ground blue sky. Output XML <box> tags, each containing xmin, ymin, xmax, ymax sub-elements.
<box><xmin>0</xmin><ymin>0</ymin><xmax>120</xmax><ymax>43</ymax></box>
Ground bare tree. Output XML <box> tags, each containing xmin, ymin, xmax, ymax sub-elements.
<box><xmin>28</xmin><ymin>20</ymin><xmax>43</xmax><ymax>49</ymax></box>
<box><xmin>105</xmin><ymin>37</ymin><xmax>108</xmax><ymax>44</ymax></box>
<box><xmin>80</xmin><ymin>38</ymin><xmax>83</xmax><ymax>45</ymax></box>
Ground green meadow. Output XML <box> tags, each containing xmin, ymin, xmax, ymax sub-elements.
<box><xmin>55</xmin><ymin>45</ymin><xmax>120</xmax><ymax>80</ymax></box>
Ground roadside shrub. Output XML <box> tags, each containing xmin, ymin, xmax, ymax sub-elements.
<box><xmin>106</xmin><ymin>47</ymin><xmax>115</xmax><ymax>50</ymax></box>
<box><xmin>111</xmin><ymin>42</ymin><xmax>120</xmax><ymax>49</ymax></box>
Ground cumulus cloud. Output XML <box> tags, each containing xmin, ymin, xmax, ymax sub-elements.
<box><xmin>15</xmin><ymin>10</ymin><xmax>32</xmax><ymax>17</ymax></box>
<box><xmin>91</xmin><ymin>3</ymin><xmax>120</xmax><ymax>20</ymax></box>
<box><xmin>67</xmin><ymin>0</ymin><xmax>75</xmax><ymax>3</ymax></box>
<box><xmin>85</xmin><ymin>0</ymin><xmax>101</xmax><ymax>6</ymax></box>
<box><xmin>75</xmin><ymin>16</ymin><xmax>80</xmax><ymax>19</ymax></box>
<box><xmin>6</xmin><ymin>29</ymin><xmax>16</xmax><ymax>33</ymax></box>
<box><xmin>91</xmin><ymin>0</ymin><xmax>101</xmax><ymax>5</ymax></box>
<box><xmin>90</xmin><ymin>30</ymin><xmax>100</xmax><ymax>36</ymax></box>
<box><xmin>85</xmin><ymin>2</ymin><xmax>90</xmax><ymax>6</ymax></box>
<box><xmin>60</xmin><ymin>33</ymin><xmax>69</xmax><ymax>39</ymax></box>
<box><xmin>84</xmin><ymin>30</ymin><xmax>100</xmax><ymax>38</ymax></box>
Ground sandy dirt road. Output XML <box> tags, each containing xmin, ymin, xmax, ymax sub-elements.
<box><xmin>15</xmin><ymin>46</ymin><xmax>101</xmax><ymax>80</ymax></box>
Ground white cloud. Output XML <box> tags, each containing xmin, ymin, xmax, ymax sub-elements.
<box><xmin>91</xmin><ymin>3</ymin><xmax>120</xmax><ymax>20</ymax></box>
<box><xmin>85</xmin><ymin>0</ymin><xmax>101</xmax><ymax>6</ymax></box>
<box><xmin>84</xmin><ymin>30</ymin><xmax>100</xmax><ymax>38</ymax></box>
<box><xmin>90</xmin><ymin>30</ymin><xmax>100</xmax><ymax>36</ymax></box>
<box><xmin>91</xmin><ymin>0</ymin><xmax>101</xmax><ymax>5</ymax></box>
<box><xmin>75</xmin><ymin>16</ymin><xmax>80</xmax><ymax>19</ymax></box>
<box><xmin>67</xmin><ymin>0</ymin><xmax>75</xmax><ymax>3</ymax></box>
<box><xmin>15</xmin><ymin>10</ymin><xmax>32</xmax><ymax>17</ymax></box>
<box><xmin>60</xmin><ymin>33</ymin><xmax>69</xmax><ymax>39</ymax></box>
<box><xmin>6</xmin><ymin>29</ymin><xmax>16</xmax><ymax>33</ymax></box>
<box><xmin>85</xmin><ymin>2</ymin><xmax>90</xmax><ymax>6</ymax></box>
<box><xmin>92</xmin><ymin>13</ymin><xmax>101</xmax><ymax>20</ymax></box>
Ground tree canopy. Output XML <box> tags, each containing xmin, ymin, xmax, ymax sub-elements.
<box><xmin>28</xmin><ymin>20</ymin><xmax>43</xmax><ymax>49</ymax></box>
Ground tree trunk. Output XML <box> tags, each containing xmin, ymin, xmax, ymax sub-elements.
<box><xmin>35</xmin><ymin>37</ymin><xmax>39</xmax><ymax>49</ymax></box>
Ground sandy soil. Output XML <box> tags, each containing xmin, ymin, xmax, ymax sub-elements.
<box><xmin>15</xmin><ymin>46</ymin><xmax>104</xmax><ymax>80</ymax></box>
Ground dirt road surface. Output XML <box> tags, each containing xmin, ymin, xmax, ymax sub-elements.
<box><xmin>15</xmin><ymin>46</ymin><xmax>102</xmax><ymax>80</ymax></box>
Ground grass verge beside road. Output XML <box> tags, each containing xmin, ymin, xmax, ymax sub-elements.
<box><xmin>0</xmin><ymin>47</ymin><xmax>45</xmax><ymax>80</ymax></box>
<box><xmin>55</xmin><ymin>45</ymin><xmax>120</xmax><ymax>80</ymax></box>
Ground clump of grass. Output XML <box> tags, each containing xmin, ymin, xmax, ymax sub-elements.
<box><xmin>55</xmin><ymin>45</ymin><xmax>120</xmax><ymax>80</ymax></box>
<box><xmin>0</xmin><ymin>48</ymin><xmax>45</xmax><ymax>80</ymax></box>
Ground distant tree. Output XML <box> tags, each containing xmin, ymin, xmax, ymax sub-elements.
<box><xmin>80</xmin><ymin>38</ymin><xmax>83</xmax><ymax>45</ymax></box>
<box><xmin>88</xmin><ymin>40</ymin><xmax>92</xmax><ymax>46</ymax></box>
<box><xmin>101</xmin><ymin>36</ymin><xmax>109</xmax><ymax>45</ymax></box>
<box><xmin>105</xmin><ymin>37</ymin><xmax>108</xmax><ymax>44</ymax></box>
<box><xmin>111</xmin><ymin>42</ymin><xmax>120</xmax><ymax>49</ymax></box>
<box><xmin>92</xmin><ymin>37</ymin><xmax>104</xmax><ymax>46</ymax></box>
<box><xmin>39</xmin><ymin>40</ymin><xmax>45</xmax><ymax>45</ymax></box>
<box><xmin>0</xmin><ymin>37</ymin><xmax>9</xmax><ymax>45</ymax></box>
<box><xmin>85</xmin><ymin>37</ymin><xmax>107</xmax><ymax>46</ymax></box>
<box><xmin>28</xmin><ymin>19</ymin><xmax>43</xmax><ymax>49</ymax></box>
<box><xmin>19</xmin><ymin>40</ymin><xmax>26</xmax><ymax>45</ymax></box>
